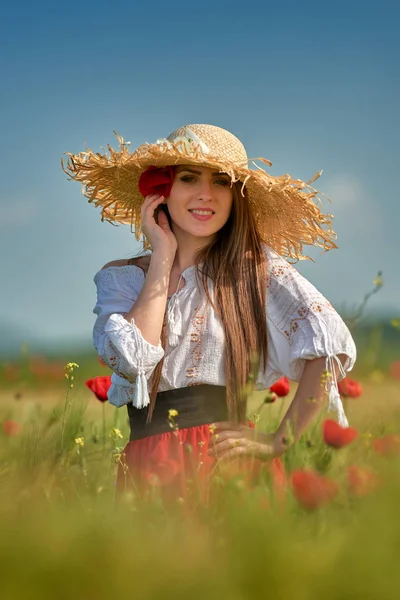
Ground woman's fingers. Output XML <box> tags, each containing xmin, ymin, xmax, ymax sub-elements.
<box><xmin>211</xmin><ymin>430</ymin><xmax>243</xmax><ymax>445</ymax></box>
<box><xmin>140</xmin><ymin>194</ymin><xmax>166</xmax><ymax>235</ymax></box>
<box><xmin>157</xmin><ymin>209</ymin><xmax>171</xmax><ymax>232</ymax></box>
<box><xmin>141</xmin><ymin>194</ymin><xmax>165</xmax><ymax>218</ymax></box>
<box><xmin>139</xmin><ymin>194</ymin><xmax>177</xmax><ymax>256</ymax></box>
<box><xmin>209</xmin><ymin>438</ymin><xmax>244</xmax><ymax>455</ymax></box>
<box><xmin>140</xmin><ymin>194</ymin><xmax>164</xmax><ymax>217</ymax></box>
<box><xmin>212</xmin><ymin>421</ymin><xmax>247</xmax><ymax>432</ymax></box>
<box><xmin>209</xmin><ymin>438</ymin><xmax>259</xmax><ymax>458</ymax></box>
<box><xmin>209</xmin><ymin>436</ymin><xmax>272</xmax><ymax>461</ymax></box>
<box><xmin>216</xmin><ymin>446</ymin><xmax>249</xmax><ymax>462</ymax></box>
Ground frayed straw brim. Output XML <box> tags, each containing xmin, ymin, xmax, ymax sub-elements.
<box><xmin>62</xmin><ymin>133</ymin><xmax>337</xmax><ymax>261</ymax></box>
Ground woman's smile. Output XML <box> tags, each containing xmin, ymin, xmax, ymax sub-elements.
<box><xmin>188</xmin><ymin>208</ymin><xmax>215</xmax><ymax>221</ymax></box>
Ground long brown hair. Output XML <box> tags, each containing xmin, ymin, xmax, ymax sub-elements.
<box><xmin>133</xmin><ymin>182</ymin><xmax>268</xmax><ymax>424</ymax></box>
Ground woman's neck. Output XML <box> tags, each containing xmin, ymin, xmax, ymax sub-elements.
<box><xmin>171</xmin><ymin>227</ymin><xmax>213</xmax><ymax>273</ymax></box>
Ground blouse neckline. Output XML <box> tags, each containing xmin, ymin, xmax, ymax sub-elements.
<box><xmin>94</xmin><ymin>262</ymin><xmax>199</xmax><ymax>292</ymax></box>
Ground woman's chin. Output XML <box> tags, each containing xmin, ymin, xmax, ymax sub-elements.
<box><xmin>174</xmin><ymin>220</ymin><xmax>220</xmax><ymax>239</ymax></box>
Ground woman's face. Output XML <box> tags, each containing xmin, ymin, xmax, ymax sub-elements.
<box><xmin>165</xmin><ymin>165</ymin><xmax>233</xmax><ymax>239</ymax></box>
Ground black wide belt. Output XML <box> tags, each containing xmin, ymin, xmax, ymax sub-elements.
<box><xmin>127</xmin><ymin>385</ymin><xmax>227</xmax><ymax>441</ymax></box>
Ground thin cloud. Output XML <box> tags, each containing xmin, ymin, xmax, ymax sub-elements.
<box><xmin>323</xmin><ymin>174</ymin><xmax>382</xmax><ymax>233</ymax></box>
<box><xmin>0</xmin><ymin>200</ymin><xmax>39</xmax><ymax>227</ymax></box>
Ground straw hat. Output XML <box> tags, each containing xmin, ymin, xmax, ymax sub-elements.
<box><xmin>62</xmin><ymin>123</ymin><xmax>337</xmax><ymax>260</ymax></box>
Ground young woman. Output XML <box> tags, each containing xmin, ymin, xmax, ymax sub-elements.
<box><xmin>64</xmin><ymin>124</ymin><xmax>356</xmax><ymax>501</ymax></box>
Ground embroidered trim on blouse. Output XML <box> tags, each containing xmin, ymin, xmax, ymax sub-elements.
<box><xmin>184</xmin><ymin>305</ymin><xmax>206</xmax><ymax>386</ymax></box>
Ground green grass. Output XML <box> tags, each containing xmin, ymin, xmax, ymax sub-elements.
<box><xmin>1</xmin><ymin>352</ymin><xmax>400</xmax><ymax>599</ymax></box>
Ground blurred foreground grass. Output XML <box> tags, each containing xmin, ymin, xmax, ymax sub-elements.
<box><xmin>1</xmin><ymin>348</ymin><xmax>400</xmax><ymax>599</ymax></box>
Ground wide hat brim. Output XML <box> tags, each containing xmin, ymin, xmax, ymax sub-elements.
<box><xmin>62</xmin><ymin>132</ymin><xmax>337</xmax><ymax>261</ymax></box>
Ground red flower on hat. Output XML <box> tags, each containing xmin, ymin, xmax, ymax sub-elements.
<box><xmin>373</xmin><ymin>434</ymin><xmax>400</xmax><ymax>457</ymax></box>
<box><xmin>337</xmin><ymin>377</ymin><xmax>363</xmax><ymax>398</ymax></box>
<box><xmin>323</xmin><ymin>419</ymin><xmax>358</xmax><ymax>448</ymax></box>
<box><xmin>347</xmin><ymin>465</ymin><xmax>380</xmax><ymax>497</ymax></box>
<box><xmin>270</xmin><ymin>377</ymin><xmax>290</xmax><ymax>397</ymax></box>
<box><xmin>291</xmin><ymin>469</ymin><xmax>339</xmax><ymax>510</ymax></box>
<box><xmin>3</xmin><ymin>420</ymin><xmax>22</xmax><ymax>437</ymax></box>
<box><xmin>138</xmin><ymin>166</ymin><xmax>175</xmax><ymax>199</ymax></box>
<box><xmin>85</xmin><ymin>376</ymin><xmax>112</xmax><ymax>402</ymax></box>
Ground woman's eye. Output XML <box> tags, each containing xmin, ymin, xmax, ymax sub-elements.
<box><xmin>179</xmin><ymin>175</ymin><xmax>229</xmax><ymax>186</ymax></box>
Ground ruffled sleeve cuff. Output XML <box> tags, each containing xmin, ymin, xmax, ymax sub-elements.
<box><xmin>104</xmin><ymin>313</ymin><xmax>164</xmax><ymax>358</ymax></box>
<box><xmin>100</xmin><ymin>314</ymin><xmax>164</xmax><ymax>409</ymax></box>
<box><xmin>270</xmin><ymin>318</ymin><xmax>356</xmax><ymax>426</ymax></box>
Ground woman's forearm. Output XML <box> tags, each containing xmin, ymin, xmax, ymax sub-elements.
<box><xmin>275</xmin><ymin>356</ymin><xmax>344</xmax><ymax>447</ymax></box>
<box><xmin>124</xmin><ymin>251</ymin><xmax>172</xmax><ymax>346</ymax></box>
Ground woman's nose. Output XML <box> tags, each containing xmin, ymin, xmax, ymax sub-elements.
<box><xmin>197</xmin><ymin>179</ymin><xmax>213</xmax><ymax>201</ymax></box>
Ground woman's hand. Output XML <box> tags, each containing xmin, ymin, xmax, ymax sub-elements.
<box><xmin>207</xmin><ymin>422</ymin><xmax>285</xmax><ymax>463</ymax></box>
<box><xmin>140</xmin><ymin>194</ymin><xmax>177</xmax><ymax>258</ymax></box>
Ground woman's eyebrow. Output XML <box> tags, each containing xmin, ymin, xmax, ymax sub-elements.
<box><xmin>177</xmin><ymin>167</ymin><xmax>229</xmax><ymax>177</ymax></box>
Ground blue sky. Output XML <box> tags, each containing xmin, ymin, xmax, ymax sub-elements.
<box><xmin>0</xmin><ymin>0</ymin><xmax>398</xmax><ymax>351</ymax></box>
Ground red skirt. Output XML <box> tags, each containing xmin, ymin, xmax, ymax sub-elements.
<box><xmin>116</xmin><ymin>386</ymin><xmax>286</xmax><ymax>506</ymax></box>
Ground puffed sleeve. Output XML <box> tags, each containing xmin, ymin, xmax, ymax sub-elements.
<box><xmin>93</xmin><ymin>265</ymin><xmax>165</xmax><ymax>408</ymax></box>
<box><xmin>265</xmin><ymin>247</ymin><xmax>356</xmax><ymax>426</ymax></box>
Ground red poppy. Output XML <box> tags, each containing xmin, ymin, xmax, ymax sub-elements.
<box><xmin>29</xmin><ymin>355</ymin><xmax>48</xmax><ymax>378</ymax></box>
<box><xmin>389</xmin><ymin>361</ymin><xmax>400</xmax><ymax>380</ymax></box>
<box><xmin>347</xmin><ymin>465</ymin><xmax>380</xmax><ymax>497</ymax></box>
<box><xmin>323</xmin><ymin>419</ymin><xmax>358</xmax><ymax>448</ymax></box>
<box><xmin>138</xmin><ymin>166</ymin><xmax>175</xmax><ymax>199</ymax></box>
<box><xmin>3</xmin><ymin>364</ymin><xmax>20</xmax><ymax>382</ymax></box>
<box><xmin>337</xmin><ymin>377</ymin><xmax>363</xmax><ymax>398</ymax></box>
<box><xmin>373</xmin><ymin>434</ymin><xmax>400</xmax><ymax>457</ymax></box>
<box><xmin>3</xmin><ymin>420</ymin><xmax>22</xmax><ymax>436</ymax></box>
<box><xmin>270</xmin><ymin>377</ymin><xmax>290</xmax><ymax>397</ymax></box>
<box><xmin>85</xmin><ymin>376</ymin><xmax>112</xmax><ymax>402</ymax></box>
<box><xmin>291</xmin><ymin>469</ymin><xmax>339</xmax><ymax>510</ymax></box>
<box><xmin>48</xmin><ymin>362</ymin><xmax>65</xmax><ymax>381</ymax></box>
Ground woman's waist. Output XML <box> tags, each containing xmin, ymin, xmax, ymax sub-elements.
<box><xmin>127</xmin><ymin>385</ymin><xmax>227</xmax><ymax>441</ymax></box>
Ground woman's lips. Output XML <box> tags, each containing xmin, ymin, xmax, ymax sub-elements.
<box><xmin>189</xmin><ymin>210</ymin><xmax>214</xmax><ymax>222</ymax></box>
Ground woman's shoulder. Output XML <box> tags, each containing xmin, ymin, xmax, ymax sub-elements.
<box><xmin>262</xmin><ymin>244</ymin><xmax>298</xmax><ymax>283</ymax></box>
<box><xmin>101</xmin><ymin>259</ymin><xmax>131</xmax><ymax>270</ymax></box>
<box><xmin>94</xmin><ymin>255</ymin><xmax>151</xmax><ymax>290</ymax></box>
<box><xmin>101</xmin><ymin>255</ymin><xmax>151</xmax><ymax>272</ymax></box>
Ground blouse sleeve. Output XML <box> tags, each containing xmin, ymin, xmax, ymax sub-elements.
<box><xmin>92</xmin><ymin>265</ymin><xmax>165</xmax><ymax>408</ymax></box>
<box><xmin>265</xmin><ymin>247</ymin><xmax>357</xmax><ymax>426</ymax></box>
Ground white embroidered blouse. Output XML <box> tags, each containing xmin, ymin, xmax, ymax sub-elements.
<box><xmin>92</xmin><ymin>245</ymin><xmax>356</xmax><ymax>426</ymax></box>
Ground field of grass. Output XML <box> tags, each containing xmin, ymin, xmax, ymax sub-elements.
<box><xmin>1</xmin><ymin>346</ymin><xmax>400</xmax><ymax>599</ymax></box>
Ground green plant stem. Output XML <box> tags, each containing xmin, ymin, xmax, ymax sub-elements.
<box><xmin>60</xmin><ymin>386</ymin><xmax>71</xmax><ymax>455</ymax></box>
<box><xmin>102</xmin><ymin>403</ymin><xmax>106</xmax><ymax>452</ymax></box>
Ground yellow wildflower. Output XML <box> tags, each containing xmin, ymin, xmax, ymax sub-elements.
<box><xmin>75</xmin><ymin>437</ymin><xmax>84</xmax><ymax>447</ymax></box>
<box><xmin>65</xmin><ymin>362</ymin><xmax>79</xmax><ymax>383</ymax></box>
<box><xmin>320</xmin><ymin>369</ymin><xmax>331</xmax><ymax>387</ymax></box>
<box><xmin>109</xmin><ymin>428</ymin><xmax>123</xmax><ymax>439</ymax></box>
<box><xmin>168</xmin><ymin>409</ymin><xmax>178</xmax><ymax>418</ymax></box>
